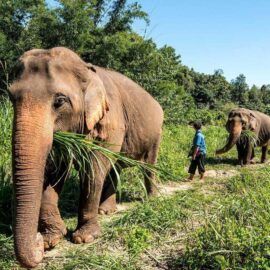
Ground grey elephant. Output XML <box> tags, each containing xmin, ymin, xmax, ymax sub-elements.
<box><xmin>9</xmin><ymin>47</ymin><xmax>164</xmax><ymax>268</ymax></box>
<box><xmin>216</xmin><ymin>108</ymin><xmax>270</xmax><ymax>165</ymax></box>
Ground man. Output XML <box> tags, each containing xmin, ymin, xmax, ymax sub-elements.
<box><xmin>187</xmin><ymin>120</ymin><xmax>206</xmax><ymax>181</ymax></box>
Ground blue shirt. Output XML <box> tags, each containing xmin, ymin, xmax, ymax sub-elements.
<box><xmin>193</xmin><ymin>130</ymin><xmax>206</xmax><ymax>154</ymax></box>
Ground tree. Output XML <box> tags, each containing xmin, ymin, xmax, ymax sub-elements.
<box><xmin>103</xmin><ymin>0</ymin><xmax>148</xmax><ymax>34</ymax></box>
<box><xmin>0</xmin><ymin>0</ymin><xmax>148</xmax><ymax>89</ymax></box>
<box><xmin>0</xmin><ymin>0</ymin><xmax>269</xmax><ymax>124</ymax></box>
<box><xmin>230</xmin><ymin>74</ymin><xmax>249</xmax><ymax>106</ymax></box>
<box><xmin>260</xmin><ymin>84</ymin><xmax>270</xmax><ymax>105</ymax></box>
<box><xmin>247</xmin><ymin>85</ymin><xmax>263</xmax><ymax>110</ymax></box>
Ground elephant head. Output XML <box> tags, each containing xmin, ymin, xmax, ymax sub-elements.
<box><xmin>9</xmin><ymin>47</ymin><xmax>109</xmax><ymax>268</ymax></box>
<box><xmin>216</xmin><ymin>108</ymin><xmax>258</xmax><ymax>155</ymax></box>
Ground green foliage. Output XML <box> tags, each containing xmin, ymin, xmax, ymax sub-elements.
<box><xmin>103</xmin><ymin>0</ymin><xmax>149</xmax><ymax>34</ymax></box>
<box><xmin>0</xmin><ymin>98</ymin><xmax>12</xmax><ymax>231</ymax></box>
<box><xmin>109</xmin><ymin>195</ymin><xmax>188</xmax><ymax>235</ymax></box>
<box><xmin>46</xmin><ymin>251</ymin><xmax>139</xmax><ymax>270</ymax></box>
<box><xmin>2</xmin><ymin>0</ymin><xmax>270</xmax><ymax>125</ymax></box>
<box><xmin>123</xmin><ymin>225</ymin><xmax>152</xmax><ymax>258</ymax></box>
<box><xmin>230</xmin><ymin>74</ymin><xmax>249</xmax><ymax>106</ymax></box>
<box><xmin>240</xmin><ymin>129</ymin><xmax>257</xmax><ymax>147</ymax></box>
<box><xmin>0</xmin><ymin>98</ymin><xmax>12</xmax><ymax>171</ymax></box>
<box><xmin>176</xmin><ymin>169</ymin><xmax>270</xmax><ymax>269</ymax></box>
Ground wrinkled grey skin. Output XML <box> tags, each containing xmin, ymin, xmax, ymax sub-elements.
<box><xmin>216</xmin><ymin>108</ymin><xmax>270</xmax><ymax>165</ymax></box>
<box><xmin>9</xmin><ymin>47</ymin><xmax>164</xmax><ymax>268</ymax></box>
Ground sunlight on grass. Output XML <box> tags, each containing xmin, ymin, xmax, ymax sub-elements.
<box><xmin>1</xmin><ymin>98</ymin><xmax>269</xmax><ymax>269</ymax></box>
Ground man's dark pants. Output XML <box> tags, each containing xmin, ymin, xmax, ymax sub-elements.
<box><xmin>188</xmin><ymin>154</ymin><xmax>206</xmax><ymax>175</ymax></box>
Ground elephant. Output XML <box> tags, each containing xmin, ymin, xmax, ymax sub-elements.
<box><xmin>9</xmin><ymin>47</ymin><xmax>164</xmax><ymax>268</ymax></box>
<box><xmin>216</xmin><ymin>108</ymin><xmax>270</xmax><ymax>165</ymax></box>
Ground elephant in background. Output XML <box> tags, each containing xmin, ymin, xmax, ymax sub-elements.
<box><xmin>216</xmin><ymin>108</ymin><xmax>270</xmax><ymax>165</ymax></box>
<box><xmin>9</xmin><ymin>47</ymin><xmax>163</xmax><ymax>268</ymax></box>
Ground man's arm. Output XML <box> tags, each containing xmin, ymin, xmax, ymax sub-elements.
<box><xmin>192</xmin><ymin>146</ymin><xmax>199</xmax><ymax>160</ymax></box>
<box><xmin>192</xmin><ymin>133</ymin><xmax>202</xmax><ymax>160</ymax></box>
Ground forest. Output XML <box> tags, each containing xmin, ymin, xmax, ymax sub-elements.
<box><xmin>1</xmin><ymin>0</ymin><xmax>270</xmax><ymax>125</ymax></box>
<box><xmin>1</xmin><ymin>1</ymin><xmax>270</xmax><ymax>270</ymax></box>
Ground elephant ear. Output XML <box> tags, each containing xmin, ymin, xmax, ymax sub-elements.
<box><xmin>84</xmin><ymin>72</ymin><xmax>109</xmax><ymax>131</ymax></box>
<box><xmin>249</xmin><ymin>112</ymin><xmax>257</xmax><ymax>131</ymax></box>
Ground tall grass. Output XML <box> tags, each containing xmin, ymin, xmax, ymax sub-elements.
<box><xmin>0</xmin><ymin>61</ymin><xmax>10</xmax><ymax>95</ymax></box>
<box><xmin>177</xmin><ymin>168</ymin><xmax>270</xmax><ymax>269</ymax></box>
<box><xmin>0</xmin><ymin>98</ymin><xmax>12</xmax><ymax>231</ymax></box>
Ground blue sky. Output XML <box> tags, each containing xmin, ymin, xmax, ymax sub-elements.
<box><xmin>47</xmin><ymin>0</ymin><xmax>270</xmax><ymax>86</ymax></box>
<box><xmin>130</xmin><ymin>0</ymin><xmax>270</xmax><ymax>87</ymax></box>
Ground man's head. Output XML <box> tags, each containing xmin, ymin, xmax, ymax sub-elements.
<box><xmin>192</xmin><ymin>120</ymin><xmax>202</xmax><ymax>130</ymax></box>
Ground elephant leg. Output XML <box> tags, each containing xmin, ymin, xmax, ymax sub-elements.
<box><xmin>72</xmin><ymin>152</ymin><xmax>111</xmax><ymax>244</ymax></box>
<box><xmin>143</xmin><ymin>137</ymin><xmax>161</xmax><ymax>196</ymax></box>
<box><xmin>39</xmin><ymin>164</ymin><xmax>67</xmax><ymax>250</ymax></box>
<box><xmin>250</xmin><ymin>147</ymin><xmax>256</xmax><ymax>164</ymax></box>
<box><xmin>245</xmin><ymin>143</ymin><xmax>254</xmax><ymax>165</ymax></box>
<box><xmin>98</xmin><ymin>167</ymin><xmax>121</xmax><ymax>215</ymax></box>
<box><xmin>236</xmin><ymin>143</ymin><xmax>244</xmax><ymax>166</ymax></box>
<box><xmin>261</xmin><ymin>145</ymin><xmax>268</xmax><ymax>163</ymax></box>
<box><xmin>243</xmin><ymin>150</ymin><xmax>249</xmax><ymax>165</ymax></box>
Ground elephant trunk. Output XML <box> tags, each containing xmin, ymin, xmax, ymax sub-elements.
<box><xmin>12</xmin><ymin>104</ymin><xmax>53</xmax><ymax>268</ymax></box>
<box><xmin>216</xmin><ymin>126</ymin><xmax>242</xmax><ymax>154</ymax></box>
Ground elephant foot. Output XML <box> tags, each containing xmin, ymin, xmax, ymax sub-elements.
<box><xmin>72</xmin><ymin>221</ymin><xmax>101</xmax><ymax>244</ymax></box>
<box><xmin>148</xmin><ymin>188</ymin><xmax>158</xmax><ymax>197</ymax></box>
<box><xmin>261</xmin><ymin>159</ymin><xmax>267</xmax><ymax>164</ymax></box>
<box><xmin>35</xmin><ymin>233</ymin><xmax>45</xmax><ymax>264</ymax></box>
<box><xmin>243</xmin><ymin>159</ymin><xmax>255</xmax><ymax>166</ymax></box>
<box><xmin>39</xmin><ymin>207</ymin><xmax>67</xmax><ymax>250</ymax></box>
<box><xmin>99</xmin><ymin>199</ymin><xmax>117</xmax><ymax>215</ymax></box>
<box><xmin>42</xmin><ymin>229</ymin><xmax>66</xmax><ymax>250</ymax></box>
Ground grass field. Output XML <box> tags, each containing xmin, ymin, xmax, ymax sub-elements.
<box><xmin>1</xmin><ymin>98</ymin><xmax>270</xmax><ymax>269</ymax></box>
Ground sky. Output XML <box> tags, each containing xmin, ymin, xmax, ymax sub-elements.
<box><xmin>130</xmin><ymin>0</ymin><xmax>270</xmax><ymax>87</ymax></box>
<box><xmin>47</xmin><ymin>0</ymin><xmax>270</xmax><ymax>87</ymax></box>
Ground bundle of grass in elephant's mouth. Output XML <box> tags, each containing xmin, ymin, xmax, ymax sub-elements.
<box><xmin>239</xmin><ymin>130</ymin><xmax>257</xmax><ymax>146</ymax></box>
<box><xmin>51</xmin><ymin>132</ymin><xmax>178</xmax><ymax>194</ymax></box>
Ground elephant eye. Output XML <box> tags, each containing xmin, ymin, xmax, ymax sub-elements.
<box><xmin>54</xmin><ymin>94</ymin><xmax>68</xmax><ymax>109</ymax></box>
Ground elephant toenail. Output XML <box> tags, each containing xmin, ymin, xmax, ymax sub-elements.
<box><xmin>44</xmin><ymin>241</ymin><xmax>50</xmax><ymax>250</ymax></box>
<box><xmin>74</xmin><ymin>236</ymin><xmax>82</xmax><ymax>244</ymax></box>
<box><xmin>84</xmin><ymin>235</ymin><xmax>94</xmax><ymax>243</ymax></box>
<box><xmin>51</xmin><ymin>238</ymin><xmax>60</xmax><ymax>247</ymax></box>
<box><xmin>99</xmin><ymin>209</ymin><xmax>105</xmax><ymax>215</ymax></box>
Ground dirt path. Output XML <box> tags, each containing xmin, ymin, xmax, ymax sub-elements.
<box><xmin>248</xmin><ymin>159</ymin><xmax>270</xmax><ymax>169</ymax></box>
<box><xmin>118</xmin><ymin>167</ymin><xmax>239</xmax><ymax>203</ymax></box>
<box><xmin>204</xmin><ymin>169</ymin><xmax>239</xmax><ymax>178</ymax></box>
